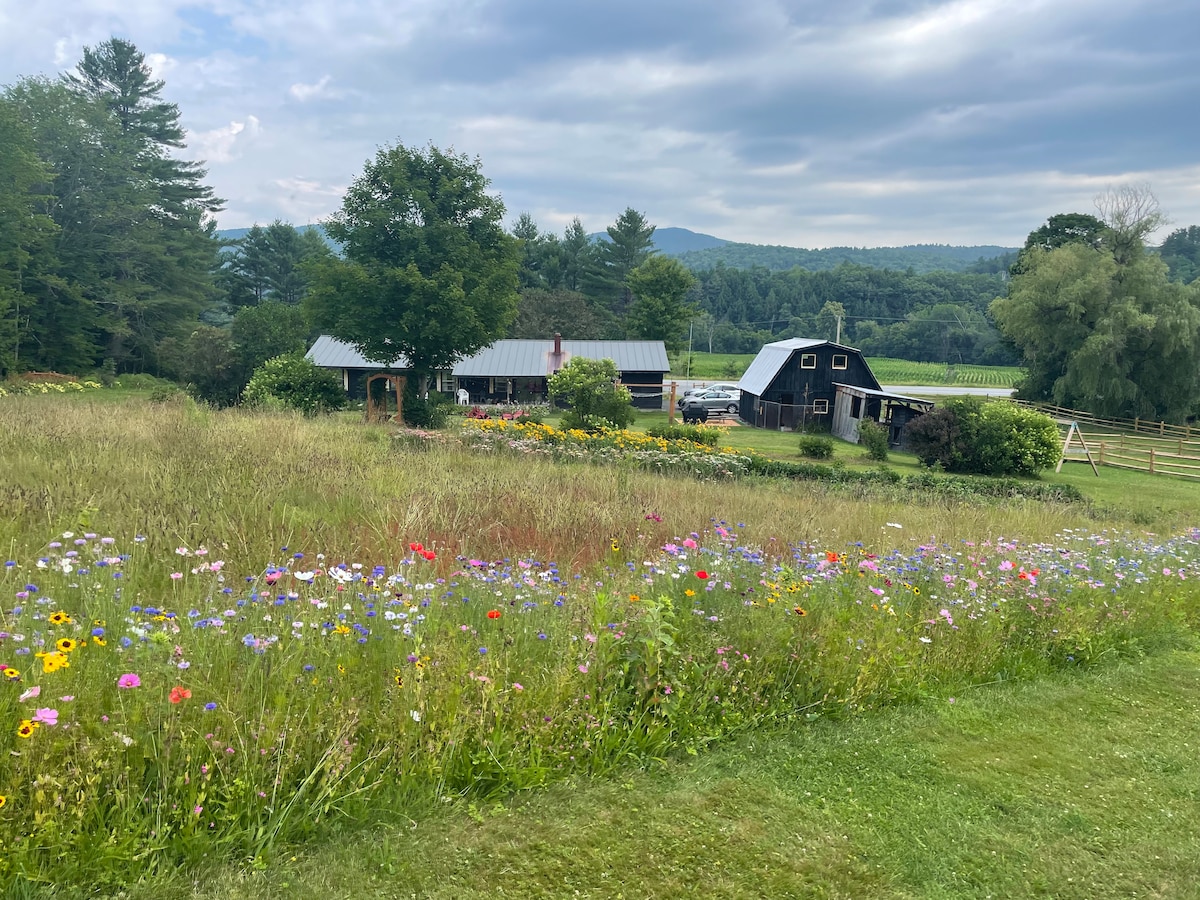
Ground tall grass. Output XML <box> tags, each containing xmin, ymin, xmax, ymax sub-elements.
<box><xmin>1</xmin><ymin>396</ymin><xmax>1197</xmax><ymax>892</ymax></box>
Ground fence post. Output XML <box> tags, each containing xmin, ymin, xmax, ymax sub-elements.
<box><xmin>668</xmin><ymin>381</ymin><xmax>677</xmax><ymax>425</ymax></box>
<box><xmin>1099</xmin><ymin>441</ymin><xmax>1105</xmax><ymax>465</ymax></box>
<box><xmin>1134</xmin><ymin>417</ymin><xmax>1140</xmax><ymax>433</ymax></box>
<box><xmin>1160</xmin><ymin>421</ymin><xmax>1165</xmax><ymax>436</ymax></box>
<box><xmin>1149</xmin><ymin>448</ymin><xmax>1155</xmax><ymax>474</ymax></box>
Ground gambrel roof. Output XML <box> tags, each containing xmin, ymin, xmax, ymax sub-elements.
<box><xmin>739</xmin><ymin>339</ymin><xmax>879</xmax><ymax>395</ymax></box>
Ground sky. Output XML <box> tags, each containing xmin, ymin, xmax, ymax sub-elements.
<box><xmin>2</xmin><ymin>0</ymin><xmax>1198</xmax><ymax>249</ymax></box>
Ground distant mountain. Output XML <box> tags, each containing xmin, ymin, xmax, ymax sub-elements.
<box><xmin>673</xmin><ymin>242</ymin><xmax>1018</xmax><ymax>274</ymax></box>
<box><xmin>588</xmin><ymin>226</ymin><xmax>729</xmax><ymax>255</ymax></box>
<box><xmin>216</xmin><ymin>224</ymin><xmax>337</xmax><ymax>249</ymax></box>
<box><xmin>217</xmin><ymin>222</ymin><xmax>1014</xmax><ymax>274</ymax></box>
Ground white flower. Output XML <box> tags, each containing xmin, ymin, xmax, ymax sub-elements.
<box><xmin>886</xmin><ymin>522</ymin><xmax>903</xmax><ymax>529</ymax></box>
<box><xmin>919</xmin><ymin>636</ymin><xmax>932</xmax><ymax>643</ymax></box>
<box><xmin>410</xmin><ymin>710</ymin><xmax>421</xmax><ymax>722</ymax></box>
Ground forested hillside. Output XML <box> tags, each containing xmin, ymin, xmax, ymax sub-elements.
<box><xmin>674</xmin><ymin>242</ymin><xmax>1016</xmax><ymax>274</ymax></box>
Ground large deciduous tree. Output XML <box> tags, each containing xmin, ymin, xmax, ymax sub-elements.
<box><xmin>992</xmin><ymin>191</ymin><xmax>1200</xmax><ymax>422</ymax></box>
<box><xmin>305</xmin><ymin>143</ymin><xmax>519</xmax><ymax>395</ymax></box>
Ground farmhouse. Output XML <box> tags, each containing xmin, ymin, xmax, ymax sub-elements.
<box><xmin>306</xmin><ymin>334</ymin><xmax>670</xmax><ymax>408</ymax></box>
<box><xmin>738</xmin><ymin>338</ymin><xmax>932</xmax><ymax>444</ymax></box>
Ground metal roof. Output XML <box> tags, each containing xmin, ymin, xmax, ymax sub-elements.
<box><xmin>833</xmin><ymin>383</ymin><xmax>934</xmax><ymax>407</ymax></box>
<box><xmin>306</xmin><ymin>336</ymin><xmax>669</xmax><ymax>377</ymax></box>
<box><xmin>738</xmin><ymin>338</ymin><xmax>864</xmax><ymax>395</ymax></box>
<box><xmin>306</xmin><ymin>334</ymin><xmax>410</xmax><ymax>369</ymax></box>
<box><xmin>453</xmin><ymin>340</ymin><xmax>670</xmax><ymax>377</ymax></box>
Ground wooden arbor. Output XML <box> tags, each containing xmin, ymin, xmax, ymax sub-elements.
<box><xmin>365</xmin><ymin>374</ymin><xmax>406</xmax><ymax>423</ymax></box>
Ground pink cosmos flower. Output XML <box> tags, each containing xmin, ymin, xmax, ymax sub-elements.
<box><xmin>19</xmin><ymin>685</ymin><xmax>41</xmax><ymax>702</ymax></box>
<box><xmin>33</xmin><ymin>708</ymin><xmax>58</xmax><ymax>726</ymax></box>
<box><xmin>117</xmin><ymin>673</ymin><xmax>141</xmax><ymax>689</ymax></box>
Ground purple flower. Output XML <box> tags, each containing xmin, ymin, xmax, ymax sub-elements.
<box><xmin>117</xmin><ymin>673</ymin><xmax>141</xmax><ymax>689</ymax></box>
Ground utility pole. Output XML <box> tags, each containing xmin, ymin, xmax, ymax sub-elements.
<box><xmin>835</xmin><ymin>314</ymin><xmax>842</xmax><ymax>344</ymax></box>
<box><xmin>686</xmin><ymin>320</ymin><xmax>693</xmax><ymax>378</ymax></box>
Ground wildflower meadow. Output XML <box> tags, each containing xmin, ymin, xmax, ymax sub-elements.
<box><xmin>3</xmin><ymin>521</ymin><xmax>1200</xmax><ymax>888</ymax></box>
<box><xmin>2</xmin><ymin>396</ymin><xmax>1199</xmax><ymax>893</ymax></box>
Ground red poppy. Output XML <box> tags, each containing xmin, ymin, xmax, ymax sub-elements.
<box><xmin>825</xmin><ymin>551</ymin><xmax>839</xmax><ymax>563</ymax></box>
<box><xmin>409</xmin><ymin>542</ymin><xmax>424</xmax><ymax>553</ymax></box>
<box><xmin>169</xmin><ymin>686</ymin><xmax>192</xmax><ymax>704</ymax></box>
<box><xmin>695</xmin><ymin>570</ymin><xmax>709</xmax><ymax>580</ymax></box>
<box><xmin>422</xmin><ymin>549</ymin><xmax>436</xmax><ymax>561</ymax></box>
<box><xmin>487</xmin><ymin>609</ymin><xmax>502</xmax><ymax>619</ymax></box>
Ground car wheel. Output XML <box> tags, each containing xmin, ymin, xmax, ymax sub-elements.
<box><xmin>726</xmin><ymin>404</ymin><xmax>738</xmax><ymax>414</ymax></box>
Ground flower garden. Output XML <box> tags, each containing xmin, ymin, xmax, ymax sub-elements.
<box><xmin>3</xmin><ymin>518</ymin><xmax>1200</xmax><ymax>886</ymax></box>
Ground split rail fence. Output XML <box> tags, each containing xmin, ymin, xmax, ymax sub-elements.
<box><xmin>1015</xmin><ymin>401</ymin><xmax>1200</xmax><ymax>480</ymax></box>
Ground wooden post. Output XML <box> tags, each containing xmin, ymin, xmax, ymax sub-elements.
<box><xmin>1160</xmin><ymin>420</ymin><xmax>1165</xmax><ymax>436</ymax></box>
<box><xmin>1149</xmin><ymin>448</ymin><xmax>1155</xmax><ymax>474</ymax></box>
<box><xmin>668</xmin><ymin>381</ymin><xmax>677</xmax><ymax>425</ymax></box>
<box><xmin>1099</xmin><ymin>442</ymin><xmax>1106</xmax><ymax>465</ymax></box>
<box><xmin>1134</xmin><ymin>417</ymin><xmax>1140</xmax><ymax>433</ymax></box>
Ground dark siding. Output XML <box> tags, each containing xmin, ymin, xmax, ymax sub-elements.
<box><xmin>760</xmin><ymin>346</ymin><xmax>878</xmax><ymax>408</ymax></box>
<box><xmin>621</xmin><ymin>370</ymin><xmax>665</xmax><ymax>409</ymax></box>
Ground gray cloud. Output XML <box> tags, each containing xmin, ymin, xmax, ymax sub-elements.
<box><xmin>1</xmin><ymin>0</ymin><xmax>1198</xmax><ymax>246</ymax></box>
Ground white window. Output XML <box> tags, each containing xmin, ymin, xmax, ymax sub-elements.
<box><xmin>800</xmin><ymin>353</ymin><xmax>817</xmax><ymax>369</ymax></box>
<box><xmin>832</xmin><ymin>354</ymin><xmax>848</xmax><ymax>370</ymax></box>
<box><xmin>813</xmin><ymin>399</ymin><xmax>829</xmax><ymax>414</ymax></box>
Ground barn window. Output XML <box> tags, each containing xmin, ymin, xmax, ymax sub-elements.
<box><xmin>851</xmin><ymin>396</ymin><xmax>863</xmax><ymax>419</ymax></box>
<box><xmin>800</xmin><ymin>353</ymin><xmax>817</xmax><ymax>369</ymax></box>
<box><xmin>813</xmin><ymin>399</ymin><xmax>829</xmax><ymax>414</ymax></box>
<box><xmin>832</xmin><ymin>354</ymin><xmax>848</xmax><ymax>370</ymax></box>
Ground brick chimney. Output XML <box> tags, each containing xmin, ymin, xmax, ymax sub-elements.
<box><xmin>554</xmin><ymin>333</ymin><xmax>562</xmax><ymax>356</ymax></box>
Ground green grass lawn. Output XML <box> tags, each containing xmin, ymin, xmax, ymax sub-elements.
<box><xmin>131</xmin><ymin>649</ymin><xmax>1200</xmax><ymax>900</ymax></box>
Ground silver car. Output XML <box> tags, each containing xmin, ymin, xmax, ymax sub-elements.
<box><xmin>681</xmin><ymin>390</ymin><xmax>740</xmax><ymax>414</ymax></box>
<box><xmin>677</xmin><ymin>382</ymin><xmax>740</xmax><ymax>408</ymax></box>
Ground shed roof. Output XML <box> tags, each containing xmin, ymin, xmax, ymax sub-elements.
<box><xmin>306</xmin><ymin>336</ymin><xmax>669</xmax><ymax>377</ymax></box>
<box><xmin>833</xmin><ymin>383</ymin><xmax>934</xmax><ymax>407</ymax></box>
<box><xmin>738</xmin><ymin>339</ymin><xmax>870</xmax><ymax>395</ymax></box>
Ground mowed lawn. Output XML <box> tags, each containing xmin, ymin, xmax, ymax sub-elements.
<box><xmin>145</xmin><ymin>650</ymin><xmax>1200</xmax><ymax>900</ymax></box>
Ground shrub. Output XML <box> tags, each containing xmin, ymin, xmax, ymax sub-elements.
<box><xmin>243</xmin><ymin>354</ymin><xmax>346</xmax><ymax>415</ymax></box>
<box><xmin>547</xmin><ymin>357</ymin><xmax>635</xmax><ymax>431</ymax></box>
<box><xmin>798</xmin><ymin>434</ymin><xmax>834</xmax><ymax>459</ymax></box>
<box><xmin>906</xmin><ymin>398</ymin><xmax>1060</xmax><ymax>476</ymax></box>
<box><xmin>646</xmin><ymin>424</ymin><xmax>719</xmax><ymax>446</ymax></box>
<box><xmin>402</xmin><ymin>396</ymin><xmax>451</xmax><ymax>429</ymax></box>
<box><xmin>858</xmin><ymin>420</ymin><xmax>890</xmax><ymax>461</ymax></box>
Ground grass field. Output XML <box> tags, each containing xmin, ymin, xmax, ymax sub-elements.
<box><xmin>1</xmin><ymin>392</ymin><xmax>1198</xmax><ymax>897</ymax></box>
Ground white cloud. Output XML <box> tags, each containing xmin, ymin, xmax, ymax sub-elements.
<box><xmin>189</xmin><ymin>115</ymin><xmax>261</xmax><ymax>164</ymax></box>
<box><xmin>289</xmin><ymin>75</ymin><xmax>334</xmax><ymax>102</ymax></box>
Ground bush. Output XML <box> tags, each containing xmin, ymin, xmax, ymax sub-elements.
<box><xmin>858</xmin><ymin>420</ymin><xmax>890</xmax><ymax>461</ymax></box>
<box><xmin>243</xmin><ymin>354</ymin><xmax>346</xmax><ymax>415</ymax></box>
<box><xmin>646</xmin><ymin>424</ymin><xmax>720</xmax><ymax>446</ymax></box>
<box><xmin>906</xmin><ymin>398</ymin><xmax>1060</xmax><ymax>476</ymax></box>
<box><xmin>798</xmin><ymin>434</ymin><xmax>834</xmax><ymax>459</ymax></box>
<box><xmin>547</xmin><ymin>357</ymin><xmax>635</xmax><ymax>431</ymax></box>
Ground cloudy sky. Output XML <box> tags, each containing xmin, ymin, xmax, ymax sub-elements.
<box><xmin>2</xmin><ymin>0</ymin><xmax>1198</xmax><ymax>248</ymax></box>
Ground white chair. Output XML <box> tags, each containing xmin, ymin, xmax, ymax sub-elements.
<box><xmin>456</xmin><ymin>388</ymin><xmax>470</xmax><ymax>406</ymax></box>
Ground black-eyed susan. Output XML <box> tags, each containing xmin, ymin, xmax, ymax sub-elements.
<box><xmin>628</xmin><ymin>593</ymin><xmax>640</xmax><ymax>602</ymax></box>
<box><xmin>0</xmin><ymin>794</ymin><xmax>6</xmax><ymax>809</ymax></box>
<box><xmin>56</xmin><ymin>637</ymin><xmax>79</xmax><ymax>653</ymax></box>
<box><xmin>793</xmin><ymin>606</ymin><xmax>808</xmax><ymax>617</ymax></box>
<box><xmin>1</xmin><ymin>666</ymin><xmax>18</xmax><ymax>680</ymax></box>
<box><xmin>16</xmin><ymin>720</ymin><xmax>37</xmax><ymax>739</ymax></box>
<box><xmin>48</xmin><ymin>611</ymin><xmax>73</xmax><ymax>625</ymax></box>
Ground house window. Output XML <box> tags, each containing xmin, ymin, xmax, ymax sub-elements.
<box><xmin>813</xmin><ymin>399</ymin><xmax>829</xmax><ymax>414</ymax></box>
<box><xmin>832</xmin><ymin>354</ymin><xmax>848</xmax><ymax>370</ymax></box>
<box><xmin>851</xmin><ymin>396</ymin><xmax>863</xmax><ymax>419</ymax></box>
<box><xmin>800</xmin><ymin>353</ymin><xmax>817</xmax><ymax>369</ymax></box>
